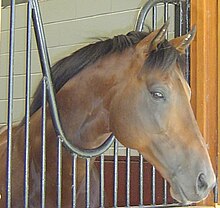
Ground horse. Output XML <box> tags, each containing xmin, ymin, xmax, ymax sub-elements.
<box><xmin>0</xmin><ymin>21</ymin><xmax>216</xmax><ymax>207</ymax></box>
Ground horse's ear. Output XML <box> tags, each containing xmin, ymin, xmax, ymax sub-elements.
<box><xmin>136</xmin><ymin>20</ymin><xmax>170</xmax><ymax>55</ymax></box>
<box><xmin>169</xmin><ymin>25</ymin><xmax>196</xmax><ymax>54</ymax></box>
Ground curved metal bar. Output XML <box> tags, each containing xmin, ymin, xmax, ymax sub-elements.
<box><xmin>135</xmin><ymin>0</ymin><xmax>183</xmax><ymax>32</ymax></box>
<box><xmin>31</xmin><ymin>0</ymin><xmax>114</xmax><ymax>158</ymax></box>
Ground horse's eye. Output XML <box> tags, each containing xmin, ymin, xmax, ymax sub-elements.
<box><xmin>150</xmin><ymin>91</ymin><xmax>165</xmax><ymax>100</ymax></box>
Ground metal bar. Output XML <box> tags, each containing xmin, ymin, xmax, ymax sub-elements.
<box><xmin>164</xmin><ymin>2</ymin><xmax>169</xmax><ymax>39</ymax></box>
<box><xmin>152</xmin><ymin>6</ymin><xmax>157</xmax><ymax>204</ymax></box>
<box><xmin>100</xmin><ymin>154</ymin><xmax>105</xmax><ymax>207</ymax></box>
<box><xmin>185</xmin><ymin>0</ymin><xmax>190</xmax><ymax>84</ymax></box>
<box><xmin>152</xmin><ymin>166</ymin><xmax>156</xmax><ymax>205</ymax></box>
<box><xmin>135</xmin><ymin>0</ymin><xmax>182</xmax><ymax>32</ymax></box>
<box><xmin>6</xmin><ymin>0</ymin><xmax>15</xmax><ymax>207</ymax></box>
<box><xmin>174</xmin><ymin>1</ymin><xmax>183</xmax><ymax>37</ymax></box>
<box><xmin>126</xmin><ymin>148</ymin><xmax>130</xmax><ymax>207</ymax></box>
<box><xmin>179</xmin><ymin>1</ymin><xmax>183</xmax><ymax>36</ymax></box>
<box><xmin>174</xmin><ymin>3</ymin><xmax>180</xmax><ymax>37</ymax></box>
<box><xmin>152</xmin><ymin>6</ymin><xmax>157</xmax><ymax>30</ymax></box>
<box><xmin>41</xmin><ymin>77</ymin><xmax>47</xmax><ymax>208</ymax></box>
<box><xmin>24</xmin><ymin>1</ymin><xmax>32</xmax><ymax>207</ymax></box>
<box><xmin>163</xmin><ymin>179</ymin><xmax>168</xmax><ymax>204</ymax></box>
<box><xmin>164</xmin><ymin>2</ymin><xmax>169</xmax><ymax>21</ymax></box>
<box><xmin>139</xmin><ymin>154</ymin><xmax>144</xmax><ymax>206</ymax></box>
<box><xmin>213</xmin><ymin>183</ymin><xmax>218</xmax><ymax>204</ymax></box>
<box><xmin>86</xmin><ymin>158</ymin><xmax>90</xmax><ymax>208</ymax></box>
<box><xmin>113</xmin><ymin>140</ymin><xmax>118</xmax><ymax>207</ymax></box>
<box><xmin>72</xmin><ymin>154</ymin><xmax>77</xmax><ymax>208</ymax></box>
<box><xmin>57</xmin><ymin>137</ymin><xmax>62</xmax><ymax>208</ymax></box>
<box><xmin>214</xmin><ymin>183</ymin><xmax>218</xmax><ymax>203</ymax></box>
<box><xmin>31</xmin><ymin>0</ymin><xmax>114</xmax><ymax>158</ymax></box>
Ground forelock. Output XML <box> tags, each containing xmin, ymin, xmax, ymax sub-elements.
<box><xmin>144</xmin><ymin>40</ymin><xmax>185</xmax><ymax>73</ymax></box>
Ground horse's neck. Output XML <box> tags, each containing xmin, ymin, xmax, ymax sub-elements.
<box><xmin>55</xmin><ymin>51</ymin><xmax>133</xmax><ymax>150</ymax></box>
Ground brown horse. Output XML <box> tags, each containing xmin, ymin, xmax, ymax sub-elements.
<box><xmin>0</xmin><ymin>22</ymin><xmax>216</xmax><ymax>207</ymax></box>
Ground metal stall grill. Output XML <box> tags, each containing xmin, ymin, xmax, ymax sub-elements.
<box><xmin>2</xmin><ymin>0</ymin><xmax>217</xmax><ymax>207</ymax></box>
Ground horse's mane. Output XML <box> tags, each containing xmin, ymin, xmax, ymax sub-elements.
<box><xmin>22</xmin><ymin>30</ymin><xmax>184</xmax><ymax>123</ymax></box>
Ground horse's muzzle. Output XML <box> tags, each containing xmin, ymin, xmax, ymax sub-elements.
<box><xmin>170</xmin><ymin>170</ymin><xmax>216</xmax><ymax>204</ymax></box>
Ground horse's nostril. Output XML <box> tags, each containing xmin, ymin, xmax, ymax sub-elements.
<box><xmin>197</xmin><ymin>173</ymin><xmax>208</xmax><ymax>194</ymax></box>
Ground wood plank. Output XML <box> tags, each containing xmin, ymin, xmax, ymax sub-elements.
<box><xmin>190</xmin><ymin>0</ymin><xmax>218</xmax><ymax>205</ymax></box>
<box><xmin>218</xmin><ymin>0</ymin><xmax>220</xmax><ymax>204</ymax></box>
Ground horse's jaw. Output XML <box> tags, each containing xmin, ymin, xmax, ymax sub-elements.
<box><xmin>140</xmin><ymin>149</ymin><xmax>216</xmax><ymax>205</ymax></box>
<box><xmin>170</xmin><ymin>185</ymin><xmax>193</xmax><ymax>205</ymax></box>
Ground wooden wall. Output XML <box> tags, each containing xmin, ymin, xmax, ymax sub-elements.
<box><xmin>190</xmin><ymin>0</ymin><xmax>219</xmax><ymax>205</ymax></box>
<box><xmin>218</xmin><ymin>0</ymin><xmax>220</xmax><ymax>204</ymax></box>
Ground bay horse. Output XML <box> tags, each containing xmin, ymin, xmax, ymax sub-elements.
<box><xmin>0</xmin><ymin>22</ymin><xmax>216</xmax><ymax>207</ymax></box>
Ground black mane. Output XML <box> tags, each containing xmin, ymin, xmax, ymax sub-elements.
<box><xmin>26</xmin><ymin>31</ymin><xmax>184</xmax><ymax>121</ymax></box>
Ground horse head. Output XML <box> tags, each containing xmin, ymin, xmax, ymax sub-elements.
<box><xmin>109</xmin><ymin>22</ymin><xmax>216</xmax><ymax>204</ymax></box>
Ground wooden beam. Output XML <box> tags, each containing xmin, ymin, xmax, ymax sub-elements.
<box><xmin>190</xmin><ymin>0</ymin><xmax>218</xmax><ymax>205</ymax></box>
<box><xmin>218</xmin><ymin>0</ymin><xmax>220</xmax><ymax>204</ymax></box>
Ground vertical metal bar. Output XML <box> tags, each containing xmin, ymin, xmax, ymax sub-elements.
<box><xmin>139</xmin><ymin>154</ymin><xmax>144</xmax><ymax>206</ymax></box>
<box><xmin>185</xmin><ymin>0</ymin><xmax>190</xmax><ymax>84</ymax></box>
<box><xmin>57</xmin><ymin>137</ymin><xmax>62</xmax><ymax>208</ymax></box>
<box><xmin>152</xmin><ymin>166</ymin><xmax>156</xmax><ymax>205</ymax></box>
<box><xmin>100</xmin><ymin>154</ymin><xmax>105</xmax><ymax>207</ymax></box>
<box><xmin>24</xmin><ymin>1</ymin><xmax>32</xmax><ymax>207</ymax></box>
<box><xmin>164</xmin><ymin>2</ymin><xmax>169</xmax><ymax>39</ymax></box>
<box><xmin>41</xmin><ymin>77</ymin><xmax>47</xmax><ymax>208</ymax></box>
<box><xmin>152</xmin><ymin>5</ymin><xmax>157</xmax><ymax>206</ymax></box>
<box><xmin>164</xmin><ymin>2</ymin><xmax>168</xmax><ymax>21</ymax></box>
<box><xmin>163</xmin><ymin>4</ymin><xmax>168</xmax><ymax>205</ymax></box>
<box><xmin>163</xmin><ymin>179</ymin><xmax>167</xmax><ymax>205</ymax></box>
<box><xmin>126</xmin><ymin>148</ymin><xmax>130</xmax><ymax>207</ymax></box>
<box><xmin>71</xmin><ymin>154</ymin><xmax>77</xmax><ymax>208</ymax></box>
<box><xmin>185</xmin><ymin>0</ymin><xmax>190</xmax><ymax>35</ymax></box>
<box><xmin>86</xmin><ymin>158</ymin><xmax>90</xmax><ymax>208</ymax></box>
<box><xmin>113</xmin><ymin>140</ymin><xmax>118</xmax><ymax>207</ymax></box>
<box><xmin>214</xmin><ymin>182</ymin><xmax>218</xmax><ymax>203</ymax></box>
<box><xmin>174</xmin><ymin>4</ymin><xmax>180</xmax><ymax>37</ymax></box>
<box><xmin>179</xmin><ymin>1</ymin><xmax>183</xmax><ymax>36</ymax></box>
<box><xmin>152</xmin><ymin>6</ymin><xmax>157</xmax><ymax>30</ymax></box>
<box><xmin>6</xmin><ymin>0</ymin><xmax>15</xmax><ymax>207</ymax></box>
